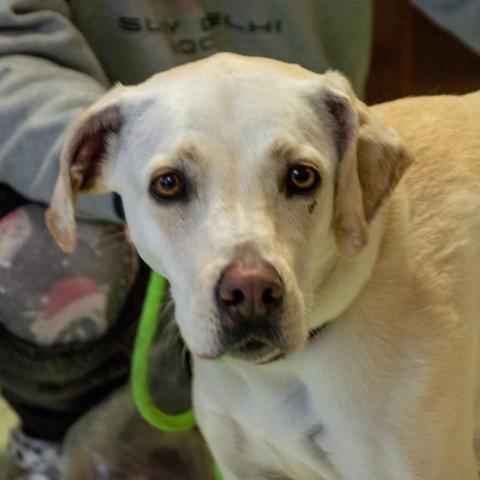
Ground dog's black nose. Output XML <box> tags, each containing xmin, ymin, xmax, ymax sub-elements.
<box><xmin>216</xmin><ymin>259</ymin><xmax>283</xmax><ymax>319</ymax></box>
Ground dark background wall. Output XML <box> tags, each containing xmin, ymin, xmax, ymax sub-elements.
<box><xmin>367</xmin><ymin>0</ymin><xmax>480</xmax><ymax>104</ymax></box>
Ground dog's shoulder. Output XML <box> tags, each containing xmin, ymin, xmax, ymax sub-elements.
<box><xmin>370</xmin><ymin>91</ymin><xmax>480</xmax><ymax>203</ymax></box>
<box><xmin>371</xmin><ymin>91</ymin><xmax>480</xmax><ymax>164</ymax></box>
<box><xmin>367</xmin><ymin>92</ymin><xmax>480</xmax><ymax>298</ymax></box>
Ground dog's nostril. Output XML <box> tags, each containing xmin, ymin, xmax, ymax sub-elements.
<box><xmin>233</xmin><ymin>289</ymin><xmax>245</xmax><ymax>304</ymax></box>
<box><xmin>226</xmin><ymin>289</ymin><xmax>245</xmax><ymax>306</ymax></box>
<box><xmin>262</xmin><ymin>288</ymin><xmax>277</xmax><ymax>305</ymax></box>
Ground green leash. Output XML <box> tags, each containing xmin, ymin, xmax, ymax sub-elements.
<box><xmin>131</xmin><ymin>271</ymin><xmax>195</xmax><ymax>431</ymax></box>
<box><xmin>131</xmin><ymin>270</ymin><xmax>224</xmax><ymax>480</ymax></box>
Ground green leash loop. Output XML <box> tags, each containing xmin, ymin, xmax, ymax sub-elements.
<box><xmin>131</xmin><ymin>270</ymin><xmax>196</xmax><ymax>431</ymax></box>
<box><xmin>131</xmin><ymin>270</ymin><xmax>224</xmax><ymax>480</ymax></box>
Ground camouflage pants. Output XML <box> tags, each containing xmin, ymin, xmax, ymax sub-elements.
<box><xmin>0</xmin><ymin>185</ymin><xmax>144</xmax><ymax>441</ymax></box>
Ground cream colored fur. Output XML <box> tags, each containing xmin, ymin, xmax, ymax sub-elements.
<box><xmin>47</xmin><ymin>54</ymin><xmax>480</xmax><ymax>479</ymax></box>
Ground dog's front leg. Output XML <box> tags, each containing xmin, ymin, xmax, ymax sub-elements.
<box><xmin>193</xmin><ymin>409</ymin><xmax>255</xmax><ymax>480</ymax></box>
<box><xmin>194</xmin><ymin>383</ymin><xmax>319</xmax><ymax>480</ymax></box>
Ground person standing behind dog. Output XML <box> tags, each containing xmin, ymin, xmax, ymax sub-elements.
<box><xmin>0</xmin><ymin>1</ymin><xmax>371</xmax><ymax>479</ymax></box>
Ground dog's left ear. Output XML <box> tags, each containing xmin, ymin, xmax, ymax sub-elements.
<box><xmin>317</xmin><ymin>72</ymin><xmax>413</xmax><ymax>259</ymax></box>
<box><xmin>46</xmin><ymin>87</ymin><xmax>126</xmax><ymax>252</ymax></box>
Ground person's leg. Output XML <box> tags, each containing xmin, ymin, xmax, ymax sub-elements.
<box><xmin>0</xmin><ymin>186</ymin><xmax>144</xmax><ymax>479</ymax></box>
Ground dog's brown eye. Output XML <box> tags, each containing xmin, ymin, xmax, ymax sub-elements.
<box><xmin>150</xmin><ymin>169</ymin><xmax>186</xmax><ymax>201</ymax></box>
<box><xmin>286</xmin><ymin>164</ymin><xmax>320</xmax><ymax>195</ymax></box>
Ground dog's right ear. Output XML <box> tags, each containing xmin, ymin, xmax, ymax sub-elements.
<box><xmin>46</xmin><ymin>87</ymin><xmax>125</xmax><ymax>252</ymax></box>
<box><xmin>313</xmin><ymin>72</ymin><xmax>412</xmax><ymax>259</ymax></box>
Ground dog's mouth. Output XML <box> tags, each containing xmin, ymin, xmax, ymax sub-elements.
<box><xmin>226</xmin><ymin>335</ymin><xmax>284</xmax><ymax>364</ymax></box>
<box><xmin>238</xmin><ymin>338</ymin><xmax>267</xmax><ymax>352</ymax></box>
<box><xmin>223</xmin><ymin>322</ymin><xmax>330</xmax><ymax>364</ymax></box>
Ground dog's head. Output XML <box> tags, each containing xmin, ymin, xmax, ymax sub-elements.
<box><xmin>46</xmin><ymin>54</ymin><xmax>411</xmax><ymax>363</ymax></box>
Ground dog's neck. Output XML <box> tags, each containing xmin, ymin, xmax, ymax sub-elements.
<box><xmin>310</xmin><ymin>189</ymin><xmax>409</xmax><ymax>329</ymax></box>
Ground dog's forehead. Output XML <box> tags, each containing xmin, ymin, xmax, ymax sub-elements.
<box><xmin>143</xmin><ymin>71</ymin><xmax>313</xmax><ymax>126</ymax></box>
<box><xmin>117</xmin><ymin>55</ymin><xmax>338</xmax><ymax>186</ymax></box>
<box><xmin>122</xmin><ymin>63</ymin><xmax>323</xmax><ymax>160</ymax></box>
<box><xmin>142</xmin><ymin>55</ymin><xmax>320</xmax><ymax>116</ymax></box>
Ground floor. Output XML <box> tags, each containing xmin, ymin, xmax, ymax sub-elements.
<box><xmin>0</xmin><ymin>397</ymin><xmax>18</xmax><ymax>476</ymax></box>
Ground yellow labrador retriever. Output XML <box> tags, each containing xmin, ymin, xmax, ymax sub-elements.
<box><xmin>47</xmin><ymin>54</ymin><xmax>480</xmax><ymax>479</ymax></box>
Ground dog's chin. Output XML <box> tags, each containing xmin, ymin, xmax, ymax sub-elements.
<box><xmin>189</xmin><ymin>342</ymin><xmax>284</xmax><ymax>364</ymax></box>
<box><xmin>188</xmin><ymin>322</ymin><xmax>310</xmax><ymax>364</ymax></box>
<box><xmin>224</xmin><ymin>333</ymin><xmax>311</xmax><ymax>365</ymax></box>
<box><xmin>226</xmin><ymin>340</ymin><xmax>284</xmax><ymax>365</ymax></box>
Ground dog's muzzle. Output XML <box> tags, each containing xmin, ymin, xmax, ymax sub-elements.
<box><xmin>215</xmin><ymin>257</ymin><xmax>284</xmax><ymax>361</ymax></box>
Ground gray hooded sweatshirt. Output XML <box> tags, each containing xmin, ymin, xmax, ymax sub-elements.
<box><xmin>0</xmin><ymin>0</ymin><xmax>371</xmax><ymax>222</ymax></box>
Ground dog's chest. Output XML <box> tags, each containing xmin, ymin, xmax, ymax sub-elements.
<box><xmin>194</xmin><ymin>353</ymin><xmax>344</xmax><ymax>480</ymax></box>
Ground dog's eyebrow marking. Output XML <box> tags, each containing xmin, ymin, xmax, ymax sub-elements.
<box><xmin>270</xmin><ymin>141</ymin><xmax>293</xmax><ymax>159</ymax></box>
<box><xmin>175</xmin><ymin>144</ymin><xmax>199</xmax><ymax>163</ymax></box>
